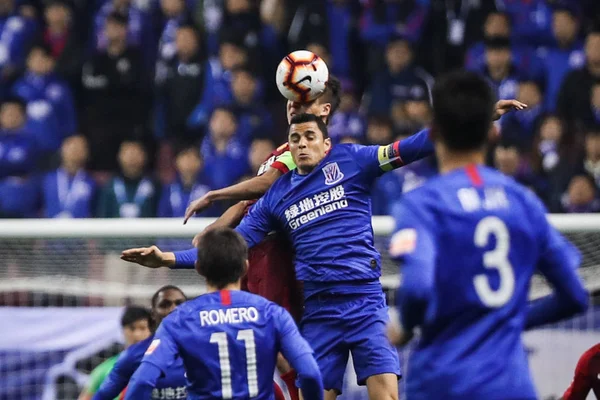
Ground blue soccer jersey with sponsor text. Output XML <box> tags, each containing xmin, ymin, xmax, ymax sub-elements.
<box><xmin>390</xmin><ymin>165</ymin><xmax>588</xmax><ymax>400</ymax></box>
<box><xmin>133</xmin><ymin>290</ymin><xmax>318</xmax><ymax>400</ymax></box>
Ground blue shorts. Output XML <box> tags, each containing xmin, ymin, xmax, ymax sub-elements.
<box><xmin>300</xmin><ymin>290</ymin><xmax>401</xmax><ymax>393</ymax></box>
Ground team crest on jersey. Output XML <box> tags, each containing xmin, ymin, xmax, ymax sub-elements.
<box><xmin>389</xmin><ymin>228</ymin><xmax>417</xmax><ymax>257</ymax></box>
<box><xmin>145</xmin><ymin>339</ymin><xmax>160</xmax><ymax>355</ymax></box>
<box><xmin>322</xmin><ymin>162</ymin><xmax>344</xmax><ymax>185</ymax></box>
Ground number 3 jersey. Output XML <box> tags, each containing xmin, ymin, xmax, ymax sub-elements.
<box><xmin>140</xmin><ymin>290</ymin><xmax>314</xmax><ymax>400</ymax></box>
<box><xmin>389</xmin><ymin>165</ymin><xmax>586</xmax><ymax>400</ymax></box>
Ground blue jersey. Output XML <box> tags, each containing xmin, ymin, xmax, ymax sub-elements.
<box><xmin>175</xmin><ymin>130</ymin><xmax>433</xmax><ymax>294</ymax></box>
<box><xmin>127</xmin><ymin>290</ymin><xmax>322</xmax><ymax>400</ymax></box>
<box><xmin>390</xmin><ymin>165</ymin><xmax>588</xmax><ymax>400</ymax></box>
<box><xmin>93</xmin><ymin>334</ymin><xmax>187</xmax><ymax>400</ymax></box>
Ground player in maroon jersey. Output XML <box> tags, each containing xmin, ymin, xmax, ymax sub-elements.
<box><xmin>563</xmin><ymin>343</ymin><xmax>600</xmax><ymax>399</ymax></box>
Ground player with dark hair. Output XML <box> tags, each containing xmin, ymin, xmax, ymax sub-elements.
<box><xmin>79</xmin><ymin>306</ymin><xmax>151</xmax><ymax>400</ymax></box>
<box><xmin>125</xmin><ymin>228</ymin><xmax>324</xmax><ymax>400</ymax></box>
<box><xmin>387</xmin><ymin>70</ymin><xmax>589</xmax><ymax>399</ymax></box>
<box><xmin>92</xmin><ymin>286</ymin><xmax>187</xmax><ymax>400</ymax></box>
<box><xmin>562</xmin><ymin>343</ymin><xmax>600</xmax><ymax>399</ymax></box>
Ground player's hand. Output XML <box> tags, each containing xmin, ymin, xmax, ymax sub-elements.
<box><xmin>387</xmin><ymin>323</ymin><xmax>414</xmax><ymax>347</ymax></box>
<box><xmin>120</xmin><ymin>246</ymin><xmax>175</xmax><ymax>268</ymax></box>
<box><xmin>493</xmin><ymin>99</ymin><xmax>527</xmax><ymax>121</ymax></box>
<box><xmin>184</xmin><ymin>192</ymin><xmax>215</xmax><ymax>224</ymax></box>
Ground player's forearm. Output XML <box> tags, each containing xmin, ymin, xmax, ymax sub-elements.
<box><xmin>92</xmin><ymin>374</ymin><xmax>129</xmax><ymax>400</ymax></box>
<box><xmin>292</xmin><ymin>354</ymin><xmax>324</xmax><ymax>400</ymax></box>
<box><xmin>171</xmin><ymin>248</ymin><xmax>197</xmax><ymax>269</ymax></box>
<box><xmin>525</xmin><ymin>290</ymin><xmax>588</xmax><ymax>330</ymax></box>
<box><xmin>397</xmin><ymin>128</ymin><xmax>434</xmax><ymax>166</ymax></box>
<box><xmin>208</xmin><ymin>170</ymin><xmax>279</xmax><ymax>202</ymax></box>
<box><xmin>208</xmin><ymin>201</ymin><xmax>247</xmax><ymax>230</ymax></box>
<box><xmin>123</xmin><ymin>364</ymin><xmax>161</xmax><ymax>400</ymax></box>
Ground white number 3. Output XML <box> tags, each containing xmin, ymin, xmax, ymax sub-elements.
<box><xmin>473</xmin><ymin>216</ymin><xmax>515</xmax><ymax>308</ymax></box>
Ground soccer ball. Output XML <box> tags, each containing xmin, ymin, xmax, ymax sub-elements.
<box><xmin>276</xmin><ymin>50</ymin><xmax>329</xmax><ymax>103</ymax></box>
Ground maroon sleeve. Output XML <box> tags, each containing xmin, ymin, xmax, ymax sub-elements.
<box><xmin>563</xmin><ymin>344</ymin><xmax>600</xmax><ymax>399</ymax></box>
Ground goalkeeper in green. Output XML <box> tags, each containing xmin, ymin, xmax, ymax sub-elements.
<box><xmin>78</xmin><ymin>306</ymin><xmax>151</xmax><ymax>400</ymax></box>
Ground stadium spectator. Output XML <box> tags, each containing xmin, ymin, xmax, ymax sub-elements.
<box><xmin>92</xmin><ymin>0</ymin><xmax>153</xmax><ymax>62</ymax></box>
<box><xmin>156</xmin><ymin>0</ymin><xmax>189</xmax><ymax>67</ymax></box>
<box><xmin>190</xmin><ymin>0</ymin><xmax>223</xmax><ymax>56</ymax></box>
<box><xmin>0</xmin><ymin>0</ymin><xmax>37</xmax><ymax>93</ymax></box>
<box><xmin>81</xmin><ymin>11</ymin><xmax>149</xmax><ymax>171</ymax></box>
<box><xmin>465</xmin><ymin>12</ymin><xmax>511</xmax><ymax>69</ymax></box>
<box><xmin>247</xmin><ymin>137</ymin><xmax>275</xmax><ymax>176</ymax></box>
<box><xmin>493</xmin><ymin>141</ymin><xmax>536</xmax><ymax>189</ymax></box>
<box><xmin>561</xmin><ymin>174</ymin><xmax>600</xmax><ymax>213</ymax></box>
<box><xmin>367</xmin><ymin>35</ymin><xmax>433</xmax><ymax>116</ymax></box>
<box><xmin>200</xmin><ymin>106</ymin><xmax>249</xmax><ymax>189</ymax></box>
<box><xmin>42</xmin><ymin>135</ymin><xmax>96</xmax><ymax>218</ymax></box>
<box><xmin>500</xmin><ymin>77</ymin><xmax>545</xmax><ymax>150</ymax></box>
<box><xmin>500</xmin><ymin>0</ymin><xmax>554</xmax><ymax>47</ymax></box>
<box><xmin>12</xmin><ymin>42</ymin><xmax>76</xmax><ymax>156</ymax></box>
<box><xmin>229</xmin><ymin>66</ymin><xmax>272</xmax><ymax>145</ymax></box>
<box><xmin>158</xmin><ymin>143</ymin><xmax>217</xmax><ymax>218</ymax></box>
<box><xmin>394</xmin><ymin>79</ymin><xmax>431</xmax><ymax>137</ymax></box>
<box><xmin>97</xmin><ymin>140</ymin><xmax>159</xmax><ymax>218</ymax></box>
<box><xmin>219</xmin><ymin>0</ymin><xmax>262</xmax><ymax>63</ymax></box>
<box><xmin>156</xmin><ymin>23</ymin><xmax>212</xmax><ymax>140</ymax></box>
<box><xmin>590</xmin><ymin>82</ymin><xmax>600</xmax><ymax>127</ymax></box>
<box><xmin>0</xmin><ymin>96</ymin><xmax>38</xmax><ymax>218</ymax></box>
<box><xmin>539</xmin><ymin>5</ymin><xmax>585</xmax><ymax>111</ymax></box>
<box><xmin>42</xmin><ymin>1</ymin><xmax>83</xmax><ymax>94</ymax></box>
<box><xmin>365</xmin><ymin>114</ymin><xmax>393</xmax><ymax>145</ymax></box>
<box><xmin>288</xmin><ymin>0</ymin><xmax>362</xmax><ymax>83</ymax></box>
<box><xmin>78</xmin><ymin>305</ymin><xmax>152</xmax><ymax>400</ymax></box>
<box><xmin>471</xmin><ymin>35</ymin><xmax>521</xmax><ymax>101</ymax></box>
<box><xmin>360</xmin><ymin>0</ymin><xmax>429</xmax><ymax>70</ymax></box>
<box><xmin>328</xmin><ymin>80</ymin><xmax>365</xmax><ymax>144</ymax></box>
<box><xmin>556</xmin><ymin>29</ymin><xmax>600</xmax><ymax>129</ymax></box>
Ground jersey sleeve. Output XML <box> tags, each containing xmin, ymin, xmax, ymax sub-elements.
<box><xmin>124</xmin><ymin>363</ymin><xmax>162</xmax><ymax>400</ymax></box>
<box><xmin>92</xmin><ymin>352</ymin><xmax>135</xmax><ymax>400</ymax></box>
<box><xmin>270</xmin><ymin>150</ymin><xmax>295</xmax><ymax>174</ymax></box>
<box><xmin>350</xmin><ymin>128</ymin><xmax>433</xmax><ymax>180</ymax></box>
<box><xmin>139</xmin><ymin>323</ymin><xmax>179</xmax><ymax>374</ymax></box>
<box><xmin>562</xmin><ymin>346</ymin><xmax>600</xmax><ymax>400</ymax></box>
<box><xmin>525</xmin><ymin>198</ymin><xmax>589</xmax><ymax>329</ymax></box>
<box><xmin>235</xmin><ymin>195</ymin><xmax>275</xmax><ymax>248</ymax></box>
<box><xmin>389</xmin><ymin>197</ymin><xmax>437</xmax><ymax>331</ymax></box>
<box><xmin>273</xmin><ymin>305</ymin><xmax>313</xmax><ymax>364</ymax></box>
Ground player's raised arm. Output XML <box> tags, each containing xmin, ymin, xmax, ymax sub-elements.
<box><xmin>525</xmin><ymin>200</ymin><xmax>589</xmax><ymax>329</ymax></box>
<box><xmin>562</xmin><ymin>344</ymin><xmax>600</xmax><ymax>400</ymax></box>
<box><xmin>125</xmin><ymin>327</ymin><xmax>179</xmax><ymax>399</ymax></box>
<box><xmin>387</xmin><ymin>200</ymin><xmax>437</xmax><ymax>344</ymax></box>
<box><xmin>273</xmin><ymin>305</ymin><xmax>324</xmax><ymax>400</ymax></box>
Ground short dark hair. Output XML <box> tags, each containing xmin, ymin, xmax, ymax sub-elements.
<box><xmin>432</xmin><ymin>70</ymin><xmax>496</xmax><ymax>151</ymax></box>
<box><xmin>120</xmin><ymin>305</ymin><xmax>151</xmax><ymax>328</ymax></box>
<box><xmin>28</xmin><ymin>42</ymin><xmax>53</xmax><ymax>58</ymax></box>
<box><xmin>151</xmin><ymin>285</ymin><xmax>186</xmax><ymax>309</ymax></box>
<box><xmin>106</xmin><ymin>11</ymin><xmax>128</xmax><ymax>25</ymax></box>
<box><xmin>2</xmin><ymin>96</ymin><xmax>27</xmax><ymax>112</ymax></box>
<box><xmin>289</xmin><ymin>113</ymin><xmax>329</xmax><ymax>139</ymax></box>
<box><xmin>318</xmin><ymin>75</ymin><xmax>341</xmax><ymax>123</ymax></box>
<box><xmin>196</xmin><ymin>227</ymin><xmax>248</xmax><ymax>289</ymax></box>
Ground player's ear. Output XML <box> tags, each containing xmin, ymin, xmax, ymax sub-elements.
<box><xmin>194</xmin><ymin>260</ymin><xmax>203</xmax><ymax>277</ymax></box>
<box><xmin>324</xmin><ymin>136</ymin><xmax>332</xmax><ymax>151</ymax></box>
<box><xmin>320</xmin><ymin>103</ymin><xmax>331</xmax><ymax>119</ymax></box>
<box><xmin>488</xmin><ymin>122</ymin><xmax>500</xmax><ymax>144</ymax></box>
<box><xmin>243</xmin><ymin>260</ymin><xmax>249</xmax><ymax>275</ymax></box>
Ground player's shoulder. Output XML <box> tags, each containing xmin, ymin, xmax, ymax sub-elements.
<box><xmin>124</xmin><ymin>334</ymin><xmax>155</xmax><ymax>362</ymax></box>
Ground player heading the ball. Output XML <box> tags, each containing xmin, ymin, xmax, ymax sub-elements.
<box><xmin>387</xmin><ymin>70</ymin><xmax>589</xmax><ymax>400</ymax></box>
<box><xmin>125</xmin><ymin>227</ymin><xmax>323</xmax><ymax>400</ymax></box>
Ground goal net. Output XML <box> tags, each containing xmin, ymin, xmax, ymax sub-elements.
<box><xmin>0</xmin><ymin>215</ymin><xmax>599</xmax><ymax>400</ymax></box>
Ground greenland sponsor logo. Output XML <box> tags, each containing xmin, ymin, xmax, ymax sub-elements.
<box><xmin>199</xmin><ymin>307</ymin><xmax>259</xmax><ymax>326</ymax></box>
<box><xmin>322</xmin><ymin>162</ymin><xmax>344</xmax><ymax>185</ymax></box>
<box><xmin>285</xmin><ymin>185</ymin><xmax>348</xmax><ymax>230</ymax></box>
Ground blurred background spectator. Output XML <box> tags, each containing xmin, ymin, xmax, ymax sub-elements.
<box><xmin>0</xmin><ymin>0</ymin><xmax>599</xmax><ymax>218</ymax></box>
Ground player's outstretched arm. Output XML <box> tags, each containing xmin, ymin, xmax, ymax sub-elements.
<box><xmin>275</xmin><ymin>306</ymin><xmax>324</xmax><ymax>400</ymax></box>
<box><xmin>121</xmin><ymin>245</ymin><xmax>176</xmax><ymax>269</ymax></box>
<box><xmin>525</xmin><ymin>205</ymin><xmax>588</xmax><ymax>329</ymax></box>
<box><xmin>123</xmin><ymin>363</ymin><xmax>162</xmax><ymax>399</ymax></box>
<box><xmin>183</xmin><ymin>167</ymin><xmax>283</xmax><ymax>223</ymax></box>
<box><xmin>562</xmin><ymin>345</ymin><xmax>598</xmax><ymax>400</ymax></box>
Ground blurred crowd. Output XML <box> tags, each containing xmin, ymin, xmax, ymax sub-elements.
<box><xmin>1</xmin><ymin>0</ymin><xmax>600</xmax><ymax>220</ymax></box>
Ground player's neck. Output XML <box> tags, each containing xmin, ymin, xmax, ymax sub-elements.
<box><xmin>437</xmin><ymin>147</ymin><xmax>485</xmax><ymax>174</ymax></box>
<box><xmin>206</xmin><ymin>282</ymin><xmax>241</xmax><ymax>294</ymax></box>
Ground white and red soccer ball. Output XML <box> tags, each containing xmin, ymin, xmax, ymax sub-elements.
<box><xmin>276</xmin><ymin>50</ymin><xmax>329</xmax><ymax>103</ymax></box>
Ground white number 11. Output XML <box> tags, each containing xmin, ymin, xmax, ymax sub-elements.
<box><xmin>210</xmin><ymin>330</ymin><xmax>258</xmax><ymax>399</ymax></box>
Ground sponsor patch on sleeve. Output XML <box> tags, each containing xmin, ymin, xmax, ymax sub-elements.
<box><xmin>389</xmin><ymin>228</ymin><xmax>417</xmax><ymax>257</ymax></box>
<box><xmin>145</xmin><ymin>339</ymin><xmax>161</xmax><ymax>355</ymax></box>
